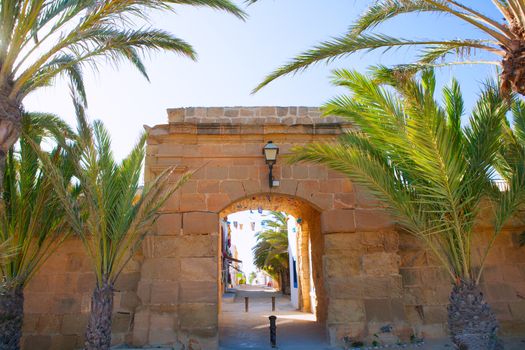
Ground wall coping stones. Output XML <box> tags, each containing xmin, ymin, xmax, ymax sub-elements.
<box><xmin>146</xmin><ymin>107</ymin><xmax>353</xmax><ymax>138</ymax></box>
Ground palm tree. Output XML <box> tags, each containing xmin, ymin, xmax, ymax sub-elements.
<box><xmin>0</xmin><ymin>113</ymin><xmax>75</xmax><ymax>350</ymax></box>
<box><xmin>252</xmin><ymin>211</ymin><xmax>290</xmax><ymax>293</ymax></box>
<box><xmin>289</xmin><ymin>67</ymin><xmax>525</xmax><ymax>349</ymax></box>
<box><xmin>253</xmin><ymin>1</ymin><xmax>525</xmax><ymax>96</ymax></box>
<box><xmin>35</xmin><ymin>101</ymin><xmax>190</xmax><ymax>350</ymax></box>
<box><xmin>0</xmin><ymin>0</ymin><xmax>246</xmax><ymax>189</ymax></box>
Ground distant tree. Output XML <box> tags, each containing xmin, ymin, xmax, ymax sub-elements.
<box><xmin>248</xmin><ymin>271</ymin><xmax>256</xmax><ymax>284</ymax></box>
<box><xmin>252</xmin><ymin>211</ymin><xmax>290</xmax><ymax>294</ymax></box>
<box><xmin>289</xmin><ymin>68</ymin><xmax>525</xmax><ymax>349</ymax></box>
<box><xmin>253</xmin><ymin>1</ymin><xmax>525</xmax><ymax>97</ymax></box>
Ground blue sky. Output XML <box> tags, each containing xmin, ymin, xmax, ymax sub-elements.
<box><xmin>25</xmin><ymin>1</ymin><xmax>502</xmax><ymax>160</ymax></box>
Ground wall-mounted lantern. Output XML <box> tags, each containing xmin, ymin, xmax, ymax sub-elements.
<box><xmin>263</xmin><ymin>141</ymin><xmax>280</xmax><ymax>188</ymax></box>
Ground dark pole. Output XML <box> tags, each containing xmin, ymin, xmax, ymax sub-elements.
<box><xmin>268</xmin><ymin>163</ymin><xmax>274</xmax><ymax>188</ymax></box>
<box><xmin>272</xmin><ymin>296</ymin><xmax>275</xmax><ymax>311</ymax></box>
<box><xmin>269</xmin><ymin>315</ymin><xmax>277</xmax><ymax>348</ymax></box>
<box><xmin>245</xmin><ymin>297</ymin><xmax>249</xmax><ymax>312</ymax></box>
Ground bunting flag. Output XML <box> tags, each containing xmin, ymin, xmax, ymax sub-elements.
<box><xmin>250</xmin><ymin>222</ymin><xmax>255</xmax><ymax>231</ymax></box>
<box><xmin>240</xmin><ymin>223</ymin><xmax>244</xmax><ymax>230</ymax></box>
<box><xmin>233</xmin><ymin>221</ymin><xmax>238</xmax><ymax>229</ymax></box>
<box><xmin>258</xmin><ymin>207</ymin><xmax>263</xmax><ymax>214</ymax></box>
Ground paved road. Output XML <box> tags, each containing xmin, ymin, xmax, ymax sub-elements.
<box><xmin>219</xmin><ymin>285</ymin><xmax>332</xmax><ymax>350</ymax></box>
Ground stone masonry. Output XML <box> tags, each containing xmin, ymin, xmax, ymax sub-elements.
<box><xmin>21</xmin><ymin>107</ymin><xmax>525</xmax><ymax>349</ymax></box>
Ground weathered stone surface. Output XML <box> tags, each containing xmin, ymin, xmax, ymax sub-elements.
<box><xmin>179</xmin><ymin>303</ymin><xmax>218</xmax><ymax>329</ymax></box>
<box><xmin>361</xmin><ymin>252</ymin><xmax>400</xmax><ymax>276</ymax></box>
<box><xmin>328</xmin><ymin>299</ymin><xmax>365</xmax><ymax>323</ymax></box>
<box><xmin>355</xmin><ymin>209</ymin><xmax>394</xmax><ymax>231</ymax></box>
<box><xmin>183</xmin><ymin>212</ymin><xmax>219</xmax><ymax>234</ymax></box>
<box><xmin>180</xmin><ymin>257</ymin><xmax>217</xmax><ymax>282</ymax></box>
<box><xmin>148</xmin><ymin>312</ymin><xmax>177</xmax><ymax>345</ymax></box>
<box><xmin>321</xmin><ymin>209</ymin><xmax>355</xmax><ymax>234</ymax></box>
<box><xmin>156</xmin><ymin>213</ymin><xmax>182</xmax><ymax>236</ymax></box>
<box><xmin>180</xmin><ymin>282</ymin><xmax>217</xmax><ymax>303</ymax></box>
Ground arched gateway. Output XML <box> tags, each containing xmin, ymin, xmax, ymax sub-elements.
<box><xmin>136</xmin><ymin>106</ymin><xmax>406</xmax><ymax>348</ymax></box>
<box><xmin>20</xmin><ymin>107</ymin><xmax>525</xmax><ymax>350</ymax></box>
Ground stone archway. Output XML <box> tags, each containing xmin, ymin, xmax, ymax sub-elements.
<box><xmin>219</xmin><ymin>193</ymin><xmax>325</xmax><ymax>322</ymax></box>
<box><xmin>134</xmin><ymin>107</ymin><xmax>400</xmax><ymax>349</ymax></box>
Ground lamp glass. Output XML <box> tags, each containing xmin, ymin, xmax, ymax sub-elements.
<box><xmin>263</xmin><ymin>142</ymin><xmax>279</xmax><ymax>164</ymax></box>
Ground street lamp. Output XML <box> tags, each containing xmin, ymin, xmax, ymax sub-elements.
<box><xmin>263</xmin><ymin>141</ymin><xmax>279</xmax><ymax>188</ymax></box>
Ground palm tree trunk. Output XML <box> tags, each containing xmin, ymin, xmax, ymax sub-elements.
<box><xmin>84</xmin><ymin>277</ymin><xmax>114</xmax><ymax>350</ymax></box>
<box><xmin>0</xmin><ymin>88</ymin><xmax>23</xmax><ymax>192</ymax></box>
<box><xmin>0</xmin><ymin>285</ymin><xmax>24</xmax><ymax>350</ymax></box>
<box><xmin>447</xmin><ymin>281</ymin><xmax>503</xmax><ymax>350</ymax></box>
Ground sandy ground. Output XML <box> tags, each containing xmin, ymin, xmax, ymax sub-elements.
<box><xmin>219</xmin><ymin>285</ymin><xmax>330</xmax><ymax>350</ymax></box>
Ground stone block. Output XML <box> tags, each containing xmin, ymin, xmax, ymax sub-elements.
<box><xmin>35</xmin><ymin>315</ymin><xmax>61</xmax><ymax>333</ymax></box>
<box><xmin>22</xmin><ymin>335</ymin><xmax>52</xmax><ymax>350</ymax></box>
<box><xmin>53</xmin><ymin>296</ymin><xmax>81</xmax><ymax>313</ymax></box>
<box><xmin>291</xmin><ymin>165</ymin><xmax>308</xmax><ymax>179</ymax></box>
<box><xmin>180</xmin><ymin>282</ymin><xmax>217</xmax><ymax>303</ymax></box>
<box><xmin>509</xmin><ymin>301</ymin><xmax>525</xmax><ymax>320</ymax></box>
<box><xmin>420</xmin><ymin>323</ymin><xmax>446</xmax><ymax>338</ymax></box>
<box><xmin>148</xmin><ymin>312</ymin><xmax>177</xmax><ymax>345</ymax></box>
<box><xmin>219</xmin><ymin>180</ymin><xmax>244</xmax><ymax>199</ymax></box>
<box><xmin>141</xmin><ymin>258</ymin><xmax>179</xmax><ymax>280</ymax></box>
<box><xmin>355</xmin><ymin>209</ymin><xmax>394</xmax><ymax>231</ymax></box>
<box><xmin>364</xmin><ymin>299</ymin><xmax>392</xmax><ymax>322</ymax></box>
<box><xmin>361</xmin><ymin>252</ymin><xmax>400</xmax><ymax>276</ymax></box>
<box><xmin>77</xmin><ymin>273</ymin><xmax>96</xmax><ymax>292</ymax></box>
<box><xmin>485</xmin><ymin>283</ymin><xmax>517</xmax><ymax>301</ymax></box>
<box><xmin>309</xmin><ymin>193</ymin><xmax>333</xmax><ymax>211</ymax></box>
<box><xmin>150</xmin><ymin>281</ymin><xmax>178</xmax><ymax>305</ymax></box>
<box><xmin>320</xmin><ymin>179</ymin><xmax>343</xmax><ymax>193</ymax></box>
<box><xmin>328</xmin><ymin>323</ymin><xmax>367</xmax><ymax>347</ymax></box>
<box><xmin>155</xmin><ymin>235</ymin><xmax>217</xmax><ymax>258</ymax></box>
<box><xmin>50</xmin><ymin>335</ymin><xmax>79</xmax><ymax>350</ymax></box>
<box><xmin>491</xmin><ymin>302</ymin><xmax>514</xmax><ymax>321</ymax></box>
<box><xmin>132</xmin><ymin>308</ymin><xmax>150</xmax><ymax>346</ymax></box>
<box><xmin>22</xmin><ymin>314</ymin><xmax>39</xmax><ymax>332</ymax></box>
<box><xmin>168</xmin><ymin>108</ymin><xmax>185</xmax><ymax>122</ymax></box>
<box><xmin>183</xmin><ymin>212</ymin><xmax>219</xmax><ymax>234</ymax></box>
<box><xmin>328</xmin><ymin>299</ymin><xmax>365</xmax><ymax>324</ymax></box>
<box><xmin>324</xmin><ymin>233</ymin><xmax>362</xmax><ymax>252</ymax></box>
<box><xmin>115</xmin><ymin>271</ymin><xmax>141</xmax><ymax>291</ymax></box>
<box><xmin>206</xmin><ymin>166</ymin><xmax>228</xmax><ymax>180</ymax></box>
<box><xmin>400</xmin><ymin>268</ymin><xmax>421</xmax><ymax>286</ymax></box>
<box><xmin>324</xmin><ymin>256</ymin><xmax>360</xmax><ymax>278</ymax></box>
<box><xmin>179</xmin><ymin>303</ymin><xmax>218</xmax><ymax>329</ymax></box>
<box><xmin>157</xmin><ymin>214</ymin><xmax>182</xmax><ymax>236</ymax></box>
<box><xmin>118</xmin><ymin>291</ymin><xmax>141</xmax><ymax>311</ymax></box>
<box><xmin>197</xmin><ymin>180</ymin><xmax>220</xmax><ymax>193</ymax></box>
<box><xmin>180</xmin><ymin>193</ymin><xmax>206</xmax><ymax>212</ymax></box>
<box><xmin>112</xmin><ymin>312</ymin><xmax>133</xmax><ymax>333</ymax></box>
<box><xmin>206</xmin><ymin>193</ymin><xmax>230</xmax><ymax>212</ymax></box>
<box><xmin>61</xmin><ymin>314</ymin><xmax>88</xmax><ymax>335</ymax></box>
<box><xmin>422</xmin><ymin>305</ymin><xmax>447</xmax><ymax>324</ymax></box>
<box><xmin>180</xmin><ymin>257</ymin><xmax>217</xmax><ymax>282</ymax></box>
<box><xmin>355</xmin><ymin>186</ymin><xmax>382</xmax><ymax>208</ymax></box>
<box><xmin>321</xmin><ymin>209</ymin><xmax>355</xmax><ymax>234</ymax></box>
<box><xmin>228</xmin><ymin>166</ymin><xmax>249</xmax><ymax>180</ymax></box>
<box><xmin>334</xmin><ymin>193</ymin><xmax>356</xmax><ymax>209</ymax></box>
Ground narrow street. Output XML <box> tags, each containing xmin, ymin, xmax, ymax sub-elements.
<box><xmin>219</xmin><ymin>285</ymin><xmax>332</xmax><ymax>350</ymax></box>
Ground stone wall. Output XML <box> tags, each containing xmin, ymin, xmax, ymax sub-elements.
<box><xmin>22</xmin><ymin>239</ymin><xmax>141</xmax><ymax>349</ymax></box>
<box><xmin>20</xmin><ymin>107</ymin><xmax>525</xmax><ymax>349</ymax></box>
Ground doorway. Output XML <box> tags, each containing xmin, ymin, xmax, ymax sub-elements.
<box><xmin>218</xmin><ymin>194</ymin><xmax>328</xmax><ymax>349</ymax></box>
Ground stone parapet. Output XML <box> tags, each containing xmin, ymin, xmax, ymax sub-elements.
<box><xmin>166</xmin><ymin>106</ymin><xmax>347</xmax><ymax>126</ymax></box>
